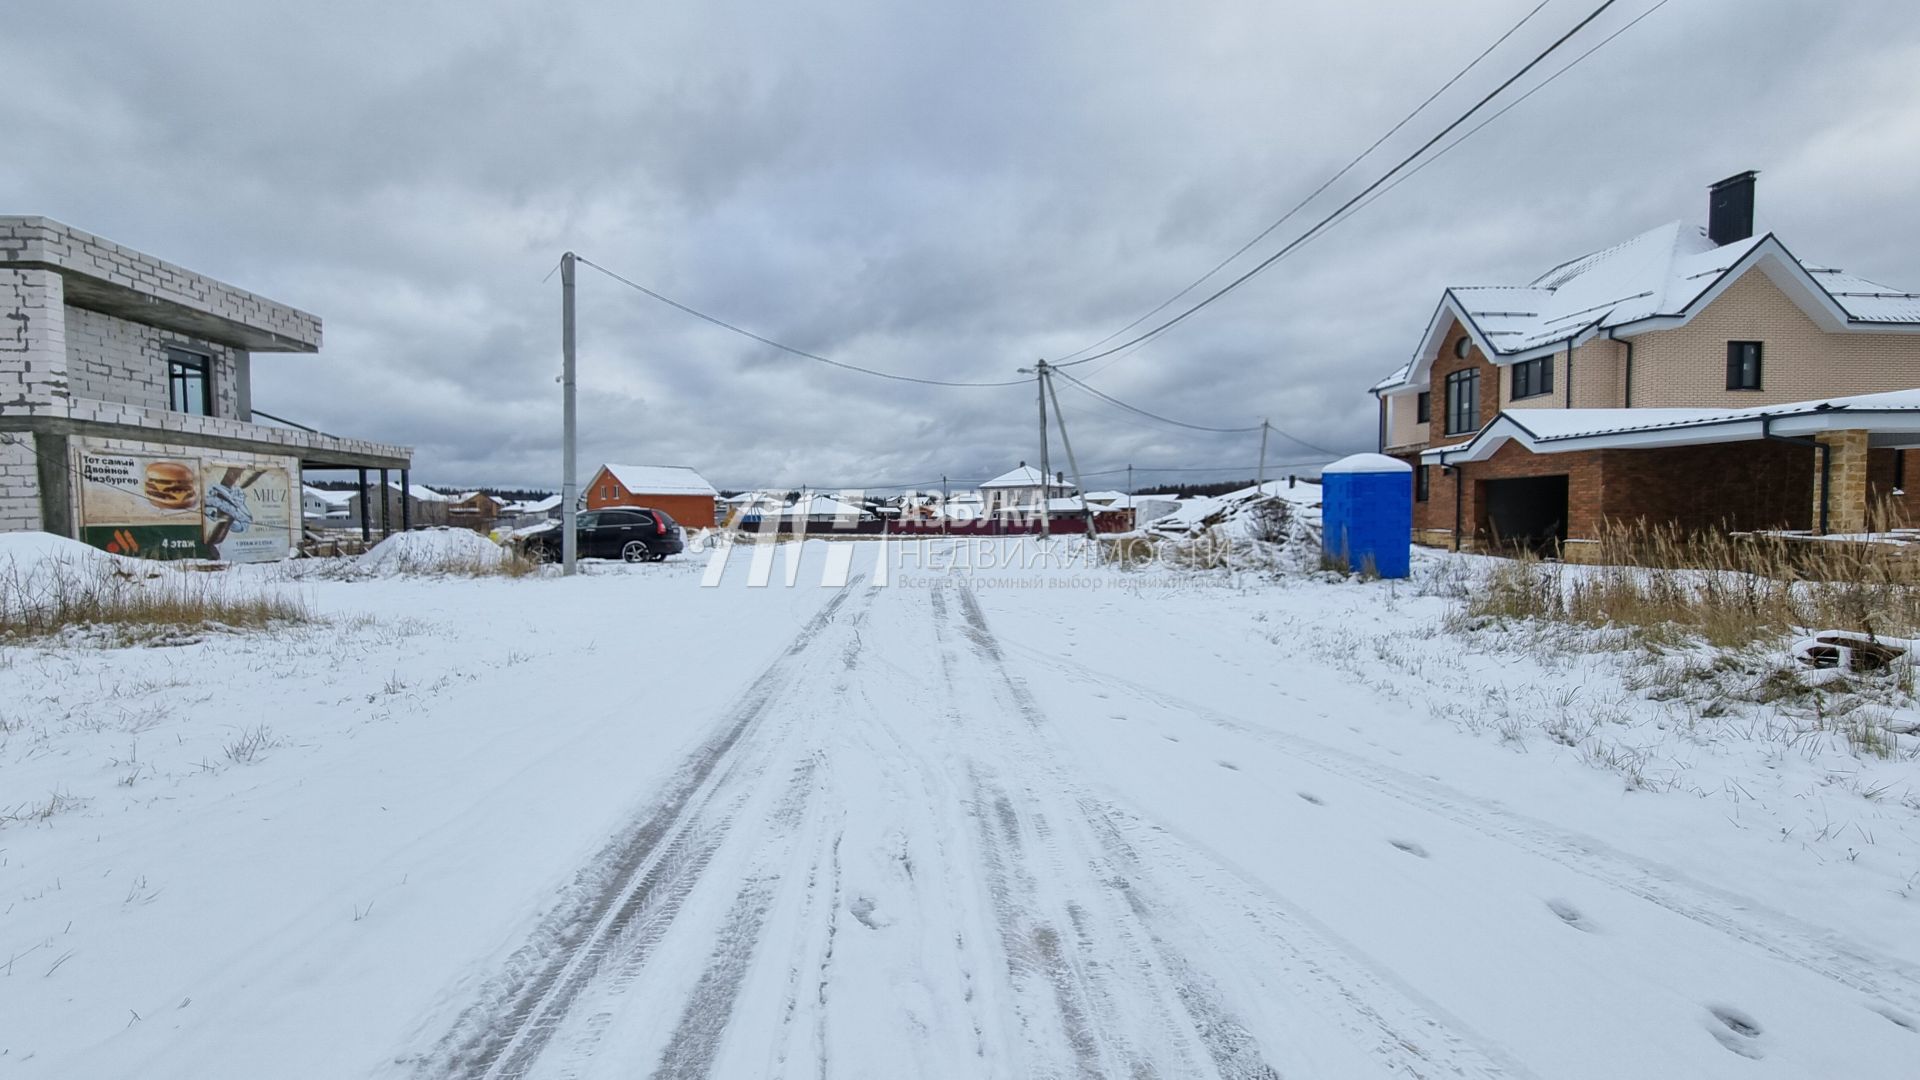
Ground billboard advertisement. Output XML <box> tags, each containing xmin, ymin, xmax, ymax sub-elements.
<box><xmin>78</xmin><ymin>449</ymin><xmax>207</xmax><ymax>559</ymax></box>
<box><xmin>77</xmin><ymin>443</ymin><xmax>299</xmax><ymax>562</ymax></box>
<box><xmin>202</xmin><ymin>461</ymin><xmax>293</xmax><ymax>563</ymax></box>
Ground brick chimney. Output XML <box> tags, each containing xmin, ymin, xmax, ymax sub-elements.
<box><xmin>1708</xmin><ymin>171</ymin><xmax>1758</xmax><ymax>246</ymax></box>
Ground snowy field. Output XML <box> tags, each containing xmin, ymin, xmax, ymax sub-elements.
<box><xmin>4</xmin><ymin>535</ymin><xmax>1920</xmax><ymax>1078</ymax></box>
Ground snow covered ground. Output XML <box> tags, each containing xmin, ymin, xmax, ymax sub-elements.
<box><xmin>4</xmin><ymin>537</ymin><xmax>1919</xmax><ymax>1077</ymax></box>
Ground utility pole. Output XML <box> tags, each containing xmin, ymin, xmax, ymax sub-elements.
<box><xmin>942</xmin><ymin>474</ymin><xmax>950</xmax><ymax>537</ymax></box>
<box><xmin>1042</xmin><ymin>366</ymin><xmax>1100</xmax><ymax>547</ymax></box>
<box><xmin>561</xmin><ymin>251</ymin><xmax>578</xmax><ymax>576</ymax></box>
<box><xmin>1127</xmin><ymin>463</ymin><xmax>1133</xmax><ymax>497</ymax></box>
<box><xmin>1035</xmin><ymin>360</ymin><xmax>1051</xmax><ymax>535</ymax></box>
<box><xmin>1257</xmin><ymin>419</ymin><xmax>1270</xmax><ymax>492</ymax></box>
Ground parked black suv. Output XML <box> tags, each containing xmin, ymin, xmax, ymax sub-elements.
<box><xmin>522</xmin><ymin>508</ymin><xmax>685</xmax><ymax>563</ymax></box>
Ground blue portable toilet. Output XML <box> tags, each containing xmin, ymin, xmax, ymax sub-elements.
<box><xmin>1320</xmin><ymin>453</ymin><xmax>1413</xmax><ymax>579</ymax></box>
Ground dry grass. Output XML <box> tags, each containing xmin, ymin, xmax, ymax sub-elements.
<box><xmin>0</xmin><ymin>557</ymin><xmax>311</xmax><ymax>646</ymax></box>
<box><xmin>1459</xmin><ymin>520</ymin><xmax>1920</xmax><ymax>648</ymax></box>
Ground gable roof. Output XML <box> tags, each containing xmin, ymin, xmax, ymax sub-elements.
<box><xmin>980</xmin><ymin>464</ymin><xmax>1074</xmax><ymax>489</ymax></box>
<box><xmin>1374</xmin><ymin>223</ymin><xmax>1920</xmax><ymax>393</ymax></box>
<box><xmin>597</xmin><ymin>464</ymin><xmax>718</xmax><ymax>497</ymax></box>
<box><xmin>1422</xmin><ymin>386</ymin><xmax>1920</xmax><ymax>464</ymax></box>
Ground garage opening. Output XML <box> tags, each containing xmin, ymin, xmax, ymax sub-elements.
<box><xmin>1481</xmin><ymin>475</ymin><xmax>1569</xmax><ymax>555</ymax></box>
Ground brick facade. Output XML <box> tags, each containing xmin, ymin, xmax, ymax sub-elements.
<box><xmin>64</xmin><ymin>307</ymin><xmax>246</xmax><ymax>420</ymax></box>
<box><xmin>1406</xmin><ymin>437</ymin><xmax>1814</xmax><ymax>550</ymax></box>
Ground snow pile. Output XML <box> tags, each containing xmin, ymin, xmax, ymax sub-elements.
<box><xmin>1144</xmin><ymin>481</ymin><xmax>1321</xmax><ymax>545</ymax></box>
<box><xmin>0</xmin><ymin>533</ymin><xmax>141</xmax><ymax>618</ymax></box>
<box><xmin>357</xmin><ymin>528</ymin><xmax>509</xmax><ymax>576</ymax></box>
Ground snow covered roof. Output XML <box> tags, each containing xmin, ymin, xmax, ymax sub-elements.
<box><xmin>1423</xmin><ymin>387</ymin><xmax>1920</xmax><ymax>464</ymax></box>
<box><xmin>781</xmin><ymin>494</ymin><xmax>870</xmax><ymax>518</ymax></box>
<box><xmin>503</xmin><ymin>494</ymin><xmax>561</xmax><ymax>513</ymax></box>
<box><xmin>1082</xmin><ymin>490</ymin><xmax>1129</xmax><ymax>504</ymax></box>
<box><xmin>1374</xmin><ymin>224</ymin><xmax>1920</xmax><ymax>393</ymax></box>
<box><xmin>599</xmin><ymin>464</ymin><xmax>718</xmax><ymax>497</ymax></box>
<box><xmin>980</xmin><ymin>465</ymin><xmax>1073</xmax><ymax>490</ymax></box>
<box><xmin>302</xmin><ymin>485</ymin><xmax>352</xmax><ymax>507</ymax></box>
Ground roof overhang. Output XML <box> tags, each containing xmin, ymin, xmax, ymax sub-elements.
<box><xmin>1423</xmin><ymin>400</ymin><xmax>1920</xmax><ymax>465</ymax></box>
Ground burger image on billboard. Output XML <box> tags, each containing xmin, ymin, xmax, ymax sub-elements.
<box><xmin>143</xmin><ymin>461</ymin><xmax>198</xmax><ymax>511</ymax></box>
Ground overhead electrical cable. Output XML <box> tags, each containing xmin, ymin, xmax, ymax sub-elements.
<box><xmin>574</xmin><ymin>256</ymin><xmax>1029</xmax><ymax>388</ymax></box>
<box><xmin>1327</xmin><ymin>0</ymin><xmax>1677</xmax><ymax>233</ymax></box>
<box><xmin>1052</xmin><ymin>0</ymin><xmax>1630</xmax><ymax>370</ymax></box>
<box><xmin>1053</xmin><ymin>368</ymin><xmax>1341</xmax><ymax>455</ymax></box>
<box><xmin>1053</xmin><ymin>0</ymin><xmax>1556</xmax><ymax>366</ymax></box>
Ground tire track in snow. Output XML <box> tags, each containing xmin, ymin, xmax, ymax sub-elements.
<box><xmin>407</xmin><ymin>580</ymin><xmax>868</xmax><ymax>1080</ymax></box>
<box><xmin>651</xmin><ymin>755</ymin><xmax>821</xmax><ymax>1079</ymax></box>
<box><xmin>1022</xmin><ymin>645</ymin><xmax>1920</xmax><ymax>1021</ymax></box>
<box><xmin>946</xmin><ymin>586</ymin><xmax>1284</xmax><ymax>1078</ymax></box>
<box><xmin>954</xmin><ymin>583</ymin><xmax>1522</xmax><ymax>1078</ymax></box>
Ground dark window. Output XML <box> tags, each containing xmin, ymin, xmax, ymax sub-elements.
<box><xmin>1511</xmin><ymin>356</ymin><xmax>1554</xmax><ymax>400</ymax></box>
<box><xmin>1445</xmin><ymin>369</ymin><xmax>1480</xmax><ymax>435</ymax></box>
<box><xmin>166</xmin><ymin>347</ymin><xmax>212</xmax><ymax>416</ymax></box>
<box><xmin>1415</xmin><ymin>391</ymin><xmax>1431</xmax><ymax>424</ymax></box>
<box><xmin>1453</xmin><ymin>336</ymin><xmax>1472</xmax><ymax>360</ymax></box>
<box><xmin>1415</xmin><ymin>465</ymin><xmax>1430</xmax><ymax>502</ymax></box>
<box><xmin>576</xmin><ymin>512</ymin><xmax>600</xmax><ymax>530</ymax></box>
<box><xmin>1727</xmin><ymin>341</ymin><xmax>1763</xmax><ymax>390</ymax></box>
<box><xmin>1897</xmin><ymin>451</ymin><xmax>1907</xmax><ymax>492</ymax></box>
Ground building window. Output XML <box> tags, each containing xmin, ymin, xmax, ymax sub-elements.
<box><xmin>1415</xmin><ymin>464</ymin><xmax>1430</xmax><ymax>502</ymax></box>
<box><xmin>1415</xmin><ymin>391</ymin><xmax>1431</xmax><ymax>424</ymax></box>
<box><xmin>1453</xmin><ymin>336</ymin><xmax>1472</xmax><ymax>360</ymax></box>
<box><xmin>1511</xmin><ymin>356</ymin><xmax>1554</xmax><ymax>400</ymax></box>
<box><xmin>166</xmin><ymin>347</ymin><xmax>212</xmax><ymax>416</ymax></box>
<box><xmin>1445</xmin><ymin>369</ymin><xmax>1479</xmax><ymax>435</ymax></box>
<box><xmin>1726</xmin><ymin>341</ymin><xmax>1763</xmax><ymax>390</ymax></box>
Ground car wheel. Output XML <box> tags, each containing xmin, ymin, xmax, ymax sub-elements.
<box><xmin>622</xmin><ymin>541</ymin><xmax>649</xmax><ymax>563</ymax></box>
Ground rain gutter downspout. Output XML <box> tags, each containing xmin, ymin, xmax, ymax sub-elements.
<box><xmin>1609</xmin><ymin>328</ymin><xmax>1635</xmax><ymax>407</ymax></box>
<box><xmin>1565</xmin><ymin>337</ymin><xmax>1575</xmax><ymax>408</ymax></box>
<box><xmin>1763</xmin><ymin>414</ymin><xmax>1829</xmax><ymax>535</ymax></box>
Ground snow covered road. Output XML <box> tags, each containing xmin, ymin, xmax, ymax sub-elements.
<box><xmin>7</xmin><ymin>539</ymin><xmax>1920</xmax><ymax>1077</ymax></box>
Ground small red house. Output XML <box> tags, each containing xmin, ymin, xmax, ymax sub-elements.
<box><xmin>584</xmin><ymin>464</ymin><xmax>719</xmax><ymax>528</ymax></box>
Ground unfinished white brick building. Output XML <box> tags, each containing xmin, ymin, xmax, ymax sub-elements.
<box><xmin>0</xmin><ymin>217</ymin><xmax>413</xmax><ymax>559</ymax></box>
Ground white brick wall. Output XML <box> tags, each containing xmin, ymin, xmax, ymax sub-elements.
<box><xmin>64</xmin><ymin>306</ymin><xmax>242</xmax><ymax>418</ymax></box>
<box><xmin>0</xmin><ymin>217</ymin><xmax>321</xmax><ymax>349</ymax></box>
<box><xmin>0</xmin><ymin>436</ymin><xmax>43</xmax><ymax>532</ymax></box>
<box><xmin>0</xmin><ymin>267</ymin><xmax>69</xmax><ymax>410</ymax></box>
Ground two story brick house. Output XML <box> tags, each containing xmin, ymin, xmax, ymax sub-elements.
<box><xmin>1372</xmin><ymin>174</ymin><xmax>1920</xmax><ymax>556</ymax></box>
<box><xmin>1</xmin><ymin>217</ymin><xmax>413</xmax><ymax>559</ymax></box>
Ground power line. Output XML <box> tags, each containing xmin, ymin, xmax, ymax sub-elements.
<box><xmin>1051</xmin><ymin>369</ymin><xmax>1263</xmax><ymax>434</ymax></box>
<box><xmin>1054</xmin><ymin>0</ymin><xmax>1631</xmax><ymax>370</ymax></box>
<box><xmin>574</xmin><ymin>256</ymin><xmax>1029</xmax><ymax>389</ymax></box>
<box><xmin>1053</xmin><ymin>0</ymin><xmax>1556</xmax><ymax>367</ymax></box>
<box><xmin>1329</xmin><ymin>0</ymin><xmax>1677</xmax><ymax>232</ymax></box>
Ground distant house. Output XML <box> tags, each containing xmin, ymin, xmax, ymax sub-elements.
<box><xmin>585</xmin><ymin>464</ymin><xmax>719</xmax><ymax>528</ymax></box>
<box><xmin>779</xmin><ymin>494</ymin><xmax>872</xmax><ymax>527</ymax></box>
<box><xmin>501</xmin><ymin>494</ymin><xmax>561</xmax><ymax>529</ymax></box>
<box><xmin>446</xmin><ymin>491</ymin><xmax>506</xmax><ymax>532</ymax></box>
<box><xmin>302</xmin><ymin>485</ymin><xmax>353</xmax><ymax>523</ymax></box>
<box><xmin>348</xmin><ymin>478</ymin><xmax>452</xmax><ymax>528</ymax></box>
<box><xmin>980</xmin><ymin>463</ymin><xmax>1074</xmax><ymax>519</ymax></box>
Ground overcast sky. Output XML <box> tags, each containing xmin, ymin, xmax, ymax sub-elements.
<box><xmin>8</xmin><ymin>0</ymin><xmax>1920</xmax><ymax>492</ymax></box>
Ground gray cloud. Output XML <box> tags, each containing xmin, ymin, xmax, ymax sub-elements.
<box><xmin>7</xmin><ymin>0</ymin><xmax>1919</xmax><ymax>491</ymax></box>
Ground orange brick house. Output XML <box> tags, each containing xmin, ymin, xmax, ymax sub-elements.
<box><xmin>583</xmin><ymin>464</ymin><xmax>719</xmax><ymax>528</ymax></box>
<box><xmin>1371</xmin><ymin>172</ymin><xmax>1920</xmax><ymax>556</ymax></box>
